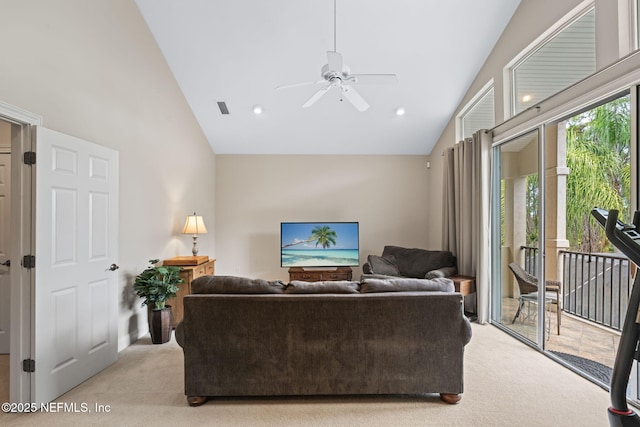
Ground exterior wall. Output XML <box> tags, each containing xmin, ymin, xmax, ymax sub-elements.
<box><xmin>215</xmin><ymin>155</ymin><xmax>431</xmax><ymax>281</ymax></box>
<box><xmin>0</xmin><ymin>0</ymin><xmax>215</xmax><ymax>350</ymax></box>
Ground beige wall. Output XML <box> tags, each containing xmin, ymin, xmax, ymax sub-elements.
<box><xmin>426</xmin><ymin>0</ymin><xmax>626</xmax><ymax>248</ymax></box>
<box><xmin>215</xmin><ymin>155</ymin><xmax>431</xmax><ymax>281</ymax></box>
<box><xmin>0</xmin><ymin>0</ymin><xmax>215</xmax><ymax>350</ymax></box>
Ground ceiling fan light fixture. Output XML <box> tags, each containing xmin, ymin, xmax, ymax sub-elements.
<box><xmin>276</xmin><ymin>0</ymin><xmax>397</xmax><ymax>112</ymax></box>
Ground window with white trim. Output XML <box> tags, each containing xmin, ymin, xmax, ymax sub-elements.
<box><xmin>511</xmin><ymin>7</ymin><xmax>595</xmax><ymax>115</ymax></box>
<box><xmin>459</xmin><ymin>86</ymin><xmax>494</xmax><ymax>140</ymax></box>
<box><xmin>636</xmin><ymin>0</ymin><xmax>640</xmax><ymax>49</ymax></box>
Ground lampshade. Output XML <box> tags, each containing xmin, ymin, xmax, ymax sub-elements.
<box><xmin>182</xmin><ymin>213</ymin><xmax>208</xmax><ymax>235</ymax></box>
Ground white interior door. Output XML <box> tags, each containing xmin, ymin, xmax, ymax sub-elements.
<box><xmin>0</xmin><ymin>152</ymin><xmax>10</xmax><ymax>353</ymax></box>
<box><xmin>34</xmin><ymin>128</ymin><xmax>118</xmax><ymax>404</ymax></box>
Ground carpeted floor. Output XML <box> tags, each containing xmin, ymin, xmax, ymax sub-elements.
<box><xmin>1</xmin><ymin>324</ymin><xmax>611</xmax><ymax>426</ymax></box>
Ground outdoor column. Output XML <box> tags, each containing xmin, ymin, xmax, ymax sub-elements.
<box><xmin>502</xmin><ymin>151</ymin><xmax>528</xmax><ymax>298</ymax></box>
<box><xmin>502</xmin><ymin>177</ymin><xmax>515</xmax><ymax>298</ymax></box>
<box><xmin>544</xmin><ymin>123</ymin><xmax>570</xmax><ymax>296</ymax></box>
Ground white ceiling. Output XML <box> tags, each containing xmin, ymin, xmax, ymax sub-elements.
<box><xmin>136</xmin><ymin>0</ymin><xmax>521</xmax><ymax>155</ymax></box>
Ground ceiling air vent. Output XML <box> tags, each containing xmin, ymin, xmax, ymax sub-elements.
<box><xmin>217</xmin><ymin>102</ymin><xmax>229</xmax><ymax>115</ymax></box>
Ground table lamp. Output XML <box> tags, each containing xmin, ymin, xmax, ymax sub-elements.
<box><xmin>182</xmin><ymin>212</ymin><xmax>208</xmax><ymax>256</ymax></box>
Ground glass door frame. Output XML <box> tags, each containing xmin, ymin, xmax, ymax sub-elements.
<box><xmin>536</xmin><ymin>124</ymin><xmax>548</xmax><ymax>345</ymax></box>
<box><xmin>489</xmin><ymin>48</ymin><xmax>640</xmax><ymax>403</ymax></box>
<box><xmin>490</xmin><ymin>126</ymin><xmax>550</xmax><ymax>347</ymax></box>
<box><xmin>491</xmin><ymin>90</ymin><xmax>638</xmax><ymax>349</ymax></box>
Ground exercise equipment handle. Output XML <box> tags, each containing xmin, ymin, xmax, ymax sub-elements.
<box><xmin>591</xmin><ymin>208</ymin><xmax>640</xmax><ymax>426</ymax></box>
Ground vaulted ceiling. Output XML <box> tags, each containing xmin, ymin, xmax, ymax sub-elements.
<box><xmin>136</xmin><ymin>0</ymin><xmax>521</xmax><ymax>155</ymax></box>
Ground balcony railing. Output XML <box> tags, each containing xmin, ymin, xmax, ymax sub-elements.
<box><xmin>560</xmin><ymin>250</ymin><xmax>632</xmax><ymax>331</ymax></box>
<box><xmin>521</xmin><ymin>246</ymin><xmax>538</xmax><ymax>275</ymax></box>
<box><xmin>518</xmin><ymin>246</ymin><xmax>633</xmax><ymax>331</ymax></box>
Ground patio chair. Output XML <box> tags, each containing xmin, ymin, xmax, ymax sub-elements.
<box><xmin>508</xmin><ymin>262</ymin><xmax>561</xmax><ymax>335</ymax></box>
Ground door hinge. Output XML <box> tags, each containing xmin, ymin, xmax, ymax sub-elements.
<box><xmin>22</xmin><ymin>359</ymin><xmax>35</xmax><ymax>373</ymax></box>
<box><xmin>22</xmin><ymin>255</ymin><xmax>35</xmax><ymax>269</ymax></box>
<box><xmin>23</xmin><ymin>151</ymin><xmax>36</xmax><ymax>165</ymax></box>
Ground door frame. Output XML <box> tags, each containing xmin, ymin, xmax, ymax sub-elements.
<box><xmin>0</xmin><ymin>150</ymin><xmax>13</xmax><ymax>353</ymax></box>
<box><xmin>0</xmin><ymin>100</ymin><xmax>41</xmax><ymax>403</ymax></box>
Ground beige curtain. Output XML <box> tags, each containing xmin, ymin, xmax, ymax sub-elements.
<box><xmin>442</xmin><ymin>130</ymin><xmax>492</xmax><ymax>323</ymax></box>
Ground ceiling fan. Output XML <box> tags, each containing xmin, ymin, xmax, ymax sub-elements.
<box><xmin>277</xmin><ymin>1</ymin><xmax>398</xmax><ymax>112</ymax></box>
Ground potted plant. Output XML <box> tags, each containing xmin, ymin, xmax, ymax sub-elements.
<box><xmin>133</xmin><ymin>259</ymin><xmax>183</xmax><ymax>344</ymax></box>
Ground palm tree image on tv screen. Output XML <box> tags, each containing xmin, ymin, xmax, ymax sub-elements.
<box><xmin>281</xmin><ymin>222</ymin><xmax>359</xmax><ymax>267</ymax></box>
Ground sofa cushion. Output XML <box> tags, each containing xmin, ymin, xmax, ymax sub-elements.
<box><xmin>381</xmin><ymin>245</ymin><xmax>455</xmax><ymax>279</ymax></box>
<box><xmin>285</xmin><ymin>280</ymin><xmax>360</xmax><ymax>294</ymax></box>
<box><xmin>191</xmin><ymin>275</ymin><xmax>286</xmax><ymax>294</ymax></box>
<box><xmin>360</xmin><ymin>277</ymin><xmax>455</xmax><ymax>293</ymax></box>
<box><xmin>367</xmin><ymin>255</ymin><xmax>400</xmax><ymax>276</ymax></box>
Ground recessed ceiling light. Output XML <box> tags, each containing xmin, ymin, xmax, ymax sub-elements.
<box><xmin>395</xmin><ymin>107</ymin><xmax>405</xmax><ymax>116</ymax></box>
<box><xmin>253</xmin><ymin>105</ymin><xmax>263</xmax><ymax>115</ymax></box>
<box><xmin>522</xmin><ymin>94</ymin><xmax>532</xmax><ymax>103</ymax></box>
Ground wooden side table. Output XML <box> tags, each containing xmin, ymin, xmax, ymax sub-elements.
<box><xmin>449</xmin><ymin>275</ymin><xmax>476</xmax><ymax>295</ymax></box>
<box><xmin>449</xmin><ymin>275</ymin><xmax>477</xmax><ymax>319</ymax></box>
<box><xmin>164</xmin><ymin>257</ymin><xmax>215</xmax><ymax>327</ymax></box>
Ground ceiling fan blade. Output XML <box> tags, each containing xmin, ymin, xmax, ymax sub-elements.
<box><xmin>276</xmin><ymin>80</ymin><xmax>324</xmax><ymax>90</ymax></box>
<box><xmin>341</xmin><ymin>85</ymin><xmax>369</xmax><ymax>112</ymax></box>
<box><xmin>347</xmin><ymin>74</ymin><xmax>398</xmax><ymax>85</ymax></box>
<box><xmin>303</xmin><ymin>85</ymin><xmax>332</xmax><ymax>108</ymax></box>
<box><xmin>327</xmin><ymin>51</ymin><xmax>343</xmax><ymax>72</ymax></box>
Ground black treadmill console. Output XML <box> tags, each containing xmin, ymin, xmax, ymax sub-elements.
<box><xmin>592</xmin><ymin>207</ymin><xmax>640</xmax><ymax>235</ymax></box>
<box><xmin>591</xmin><ymin>208</ymin><xmax>640</xmax><ymax>267</ymax></box>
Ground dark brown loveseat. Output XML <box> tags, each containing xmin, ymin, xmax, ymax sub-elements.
<box><xmin>362</xmin><ymin>245</ymin><xmax>457</xmax><ymax>279</ymax></box>
<box><xmin>175</xmin><ymin>275</ymin><xmax>472</xmax><ymax>406</ymax></box>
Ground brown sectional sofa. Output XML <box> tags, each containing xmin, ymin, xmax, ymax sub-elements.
<box><xmin>175</xmin><ymin>275</ymin><xmax>472</xmax><ymax>406</ymax></box>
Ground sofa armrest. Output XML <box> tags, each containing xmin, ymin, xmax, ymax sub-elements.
<box><xmin>175</xmin><ymin>321</ymin><xmax>185</xmax><ymax>348</ymax></box>
<box><xmin>425</xmin><ymin>266</ymin><xmax>458</xmax><ymax>279</ymax></box>
<box><xmin>461</xmin><ymin>315</ymin><xmax>472</xmax><ymax>346</ymax></box>
<box><xmin>362</xmin><ymin>262</ymin><xmax>372</xmax><ymax>274</ymax></box>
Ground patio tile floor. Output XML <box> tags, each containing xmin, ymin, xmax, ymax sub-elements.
<box><xmin>501</xmin><ymin>297</ymin><xmax>620</xmax><ymax>368</ymax></box>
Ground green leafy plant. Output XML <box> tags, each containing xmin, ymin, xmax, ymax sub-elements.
<box><xmin>133</xmin><ymin>259</ymin><xmax>183</xmax><ymax>311</ymax></box>
<box><xmin>565</xmin><ymin>96</ymin><xmax>630</xmax><ymax>252</ymax></box>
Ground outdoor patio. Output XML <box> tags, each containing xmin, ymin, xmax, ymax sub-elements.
<box><xmin>501</xmin><ymin>297</ymin><xmax>620</xmax><ymax>369</ymax></box>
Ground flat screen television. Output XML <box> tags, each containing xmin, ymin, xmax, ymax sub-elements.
<box><xmin>281</xmin><ymin>222</ymin><xmax>360</xmax><ymax>268</ymax></box>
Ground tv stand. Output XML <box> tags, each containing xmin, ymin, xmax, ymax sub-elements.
<box><xmin>288</xmin><ymin>267</ymin><xmax>353</xmax><ymax>282</ymax></box>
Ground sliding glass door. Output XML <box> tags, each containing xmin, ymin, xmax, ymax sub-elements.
<box><xmin>491</xmin><ymin>93</ymin><xmax>637</xmax><ymax>400</ymax></box>
<box><xmin>492</xmin><ymin>129</ymin><xmax>542</xmax><ymax>344</ymax></box>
